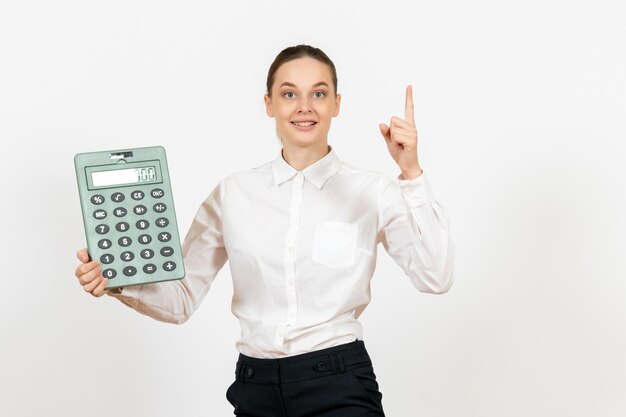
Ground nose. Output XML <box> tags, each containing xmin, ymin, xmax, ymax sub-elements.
<box><xmin>297</xmin><ymin>96</ymin><xmax>312</xmax><ymax>113</ymax></box>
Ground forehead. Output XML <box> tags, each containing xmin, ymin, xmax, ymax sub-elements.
<box><xmin>274</xmin><ymin>57</ymin><xmax>333</xmax><ymax>88</ymax></box>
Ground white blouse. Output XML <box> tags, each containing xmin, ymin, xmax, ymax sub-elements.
<box><xmin>106</xmin><ymin>145</ymin><xmax>455</xmax><ymax>358</ymax></box>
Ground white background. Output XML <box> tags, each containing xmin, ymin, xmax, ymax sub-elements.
<box><xmin>1</xmin><ymin>1</ymin><xmax>625</xmax><ymax>416</ymax></box>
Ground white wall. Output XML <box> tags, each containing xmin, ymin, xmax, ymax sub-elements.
<box><xmin>1</xmin><ymin>1</ymin><xmax>625</xmax><ymax>416</ymax></box>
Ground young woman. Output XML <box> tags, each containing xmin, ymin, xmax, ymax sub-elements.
<box><xmin>75</xmin><ymin>44</ymin><xmax>455</xmax><ymax>416</ymax></box>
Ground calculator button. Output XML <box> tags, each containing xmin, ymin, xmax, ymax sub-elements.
<box><xmin>156</xmin><ymin>217</ymin><xmax>169</xmax><ymax>228</ymax></box>
<box><xmin>100</xmin><ymin>254</ymin><xmax>114</xmax><ymax>264</ymax></box>
<box><xmin>120</xmin><ymin>251</ymin><xmax>134</xmax><ymax>262</ymax></box>
<box><xmin>93</xmin><ymin>210</ymin><xmax>107</xmax><ymax>220</ymax></box>
<box><xmin>153</xmin><ymin>203</ymin><xmax>167</xmax><ymax>213</ymax></box>
<box><xmin>118</xmin><ymin>236</ymin><xmax>132</xmax><ymax>247</ymax></box>
<box><xmin>151</xmin><ymin>188</ymin><xmax>164</xmax><ymax>198</ymax></box>
<box><xmin>115</xmin><ymin>222</ymin><xmax>130</xmax><ymax>232</ymax></box>
<box><xmin>111</xmin><ymin>192</ymin><xmax>125</xmax><ymax>203</ymax></box>
<box><xmin>97</xmin><ymin>239</ymin><xmax>112</xmax><ymax>249</ymax></box>
<box><xmin>140</xmin><ymin>249</ymin><xmax>154</xmax><ymax>259</ymax></box>
<box><xmin>91</xmin><ymin>195</ymin><xmax>105</xmax><ymax>205</ymax></box>
<box><xmin>123</xmin><ymin>266</ymin><xmax>137</xmax><ymax>276</ymax></box>
<box><xmin>131</xmin><ymin>190</ymin><xmax>145</xmax><ymax>201</ymax></box>
<box><xmin>162</xmin><ymin>261</ymin><xmax>177</xmax><ymax>271</ymax></box>
<box><xmin>143</xmin><ymin>264</ymin><xmax>157</xmax><ymax>274</ymax></box>
<box><xmin>138</xmin><ymin>234</ymin><xmax>152</xmax><ymax>244</ymax></box>
<box><xmin>136</xmin><ymin>220</ymin><xmax>149</xmax><ymax>230</ymax></box>
<box><xmin>113</xmin><ymin>207</ymin><xmax>127</xmax><ymax>217</ymax></box>
<box><xmin>158</xmin><ymin>232</ymin><xmax>172</xmax><ymax>242</ymax></box>
<box><xmin>160</xmin><ymin>247</ymin><xmax>174</xmax><ymax>257</ymax></box>
<box><xmin>95</xmin><ymin>224</ymin><xmax>110</xmax><ymax>234</ymax></box>
<box><xmin>102</xmin><ymin>269</ymin><xmax>117</xmax><ymax>279</ymax></box>
<box><xmin>133</xmin><ymin>205</ymin><xmax>147</xmax><ymax>215</ymax></box>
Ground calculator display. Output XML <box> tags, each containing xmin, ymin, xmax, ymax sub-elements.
<box><xmin>92</xmin><ymin>166</ymin><xmax>157</xmax><ymax>187</ymax></box>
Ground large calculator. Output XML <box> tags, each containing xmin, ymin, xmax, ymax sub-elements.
<box><xmin>75</xmin><ymin>146</ymin><xmax>185</xmax><ymax>289</ymax></box>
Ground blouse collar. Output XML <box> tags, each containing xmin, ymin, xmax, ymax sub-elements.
<box><xmin>272</xmin><ymin>144</ymin><xmax>342</xmax><ymax>190</ymax></box>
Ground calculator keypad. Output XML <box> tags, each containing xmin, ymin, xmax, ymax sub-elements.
<box><xmin>86</xmin><ymin>187</ymin><xmax>181</xmax><ymax>282</ymax></box>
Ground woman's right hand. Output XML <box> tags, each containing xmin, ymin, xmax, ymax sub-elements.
<box><xmin>75</xmin><ymin>248</ymin><xmax>109</xmax><ymax>297</ymax></box>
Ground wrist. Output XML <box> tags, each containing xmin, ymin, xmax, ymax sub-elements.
<box><xmin>400</xmin><ymin>167</ymin><xmax>423</xmax><ymax>180</ymax></box>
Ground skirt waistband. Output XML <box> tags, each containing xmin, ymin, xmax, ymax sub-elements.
<box><xmin>234</xmin><ymin>339</ymin><xmax>372</xmax><ymax>385</ymax></box>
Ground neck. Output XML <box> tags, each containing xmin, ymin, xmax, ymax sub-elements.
<box><xmin>281</xmin><ymin>142</ymin><xmax>331</xmax><ymax>171</ymax></box>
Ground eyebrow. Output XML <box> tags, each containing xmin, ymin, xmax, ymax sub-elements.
<box><xmin>279</xmin><ymin>82</ymin><xmax>330</xmax><ymax>89</ymax></box>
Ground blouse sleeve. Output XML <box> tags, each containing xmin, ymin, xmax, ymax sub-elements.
<box><xmin>104</xmin><ymin>179</ymin><xmax>229</xmax><ymax>323</ymax></box>
<box><xmin>376</xmin><ymin>171</ymin><xmax>455</xmax><ymax>294</ymax></box>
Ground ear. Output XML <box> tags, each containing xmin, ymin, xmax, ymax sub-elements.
<box><xmin>264</xmin><ymin>94</ymin><xmax>274</xmax><ymax>117</ymax></box>
<box><xmin>333</xmin><ymin>93</ymin><xmax>341</xmax><ymax>117</ymax></box>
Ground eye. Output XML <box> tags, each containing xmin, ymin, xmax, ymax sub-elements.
<box><xmin>314</xmin><ymin>91</ymin><xmax>326</xmax><ymax>98</ymax></box>
<box><xmin>283</xmin><ymin>91</ymin><xmax>295</xmax><ymax>99</ymax></box>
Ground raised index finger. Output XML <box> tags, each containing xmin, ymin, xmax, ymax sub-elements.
<box><xmin>405</xmin><ymin>84</ymin><xmax>415</xmax><ymax>124</ymax></box>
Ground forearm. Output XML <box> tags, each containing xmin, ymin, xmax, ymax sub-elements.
<box><xmin>105</xmin><ymin>278</ymin><xmax>199</xmax><ymax>324</ymax></box>
<box><xmin>390</xmin><ymin>171</ymin><xmax>455</xmax><ymax>294</ymax></box>
<box><xmin>403</xmin><ymin>200</ymin><xmax>455</xmax><ymax>294</ymax></box>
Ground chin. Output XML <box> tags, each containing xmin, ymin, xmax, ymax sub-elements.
<box><xmin>287</xmin><ymin>129</ymin><xmax>328</xmax><ymax>146</ymax></box>
<box><xmin>288</xmin><ymin>136</ymin><xmax>326</xmax><ymax>147</ymax></box>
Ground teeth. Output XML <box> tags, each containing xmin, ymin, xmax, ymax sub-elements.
<box><xmin>292</xmin><ymin>121</ymin><xmax>316</xmax><ymax>126</ymax></box>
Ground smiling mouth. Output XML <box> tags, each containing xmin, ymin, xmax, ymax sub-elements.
<box><xmin>291</xmin><ymin>121</ymin><xmax>317</xmax><ymax>127</ymax></box>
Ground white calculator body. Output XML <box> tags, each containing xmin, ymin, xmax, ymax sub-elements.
<box><xmin>75</xmin><ymin>146</ymin><xmax>185</xmax><ymax>288</ymax></box>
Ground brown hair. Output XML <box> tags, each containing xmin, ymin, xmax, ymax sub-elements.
<box><xmin>266</xmin><ymin>44</ymin><xmax>338</xmax><ymax>97</ymax></box>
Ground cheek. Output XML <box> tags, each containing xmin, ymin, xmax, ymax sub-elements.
<box><xmin>277</xmin><ymin>105</ymin><xmax>295</xmax><ymax>120</ymax></box>
<box><xmin>317</xmin><ymin>106</ymin><xmax>335</xmax><ymax>122</ymax></box>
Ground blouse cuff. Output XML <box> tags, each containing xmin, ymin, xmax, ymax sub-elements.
<box><xmin>396</xmin><ymin>171</ymin><xmax>435</xmax><ymax>208</ymax></box>
<box><xmin>105</xmin><ymin>285</ymin><xmax>137</xmax><ymax>300</ymax></box>
<box><xmin>105</xmin><ymin>287</ymin><xmax>123</xmax><ymax>295</ymax></box>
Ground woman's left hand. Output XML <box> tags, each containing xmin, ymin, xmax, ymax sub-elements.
<box><xmin>379</xmin><ymin>85</ymin><xmax>423</xmax><ymax>180</ymax></box>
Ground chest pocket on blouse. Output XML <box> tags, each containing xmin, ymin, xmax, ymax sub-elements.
<box><xmin>312</xmin><ymin>221</ymin><xmax>359</xmax><ymax>268</ymax></box>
